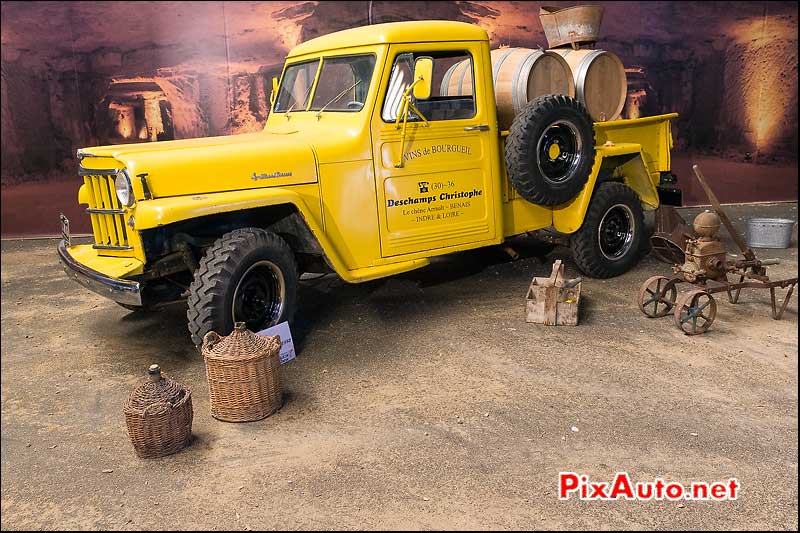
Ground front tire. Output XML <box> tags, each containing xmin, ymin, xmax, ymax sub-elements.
<box><xmin>571</xmin><ymin>182</ymin><xmax>644</xmax><ymax>278</ymax></box>
<box><xmin>186</xmin><ymin>228</ymin><xmax>297</xmax><ymax>348</ymax></box>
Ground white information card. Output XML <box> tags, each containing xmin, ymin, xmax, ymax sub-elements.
<box><xmin>256</xmin><ymin>321</ymin><xmax>296</xmax><ymax>364</ymax></box>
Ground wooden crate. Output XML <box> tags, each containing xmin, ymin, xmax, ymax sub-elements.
<box><xmin>526</xmin><ymin>260</ymin><xmax>582</xmax><ymax>326</ymax></box>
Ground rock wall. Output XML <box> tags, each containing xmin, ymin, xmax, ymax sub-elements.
<box><xmin>1</xmin><ymin>1</ymin><xmax>797</xmax><ymax>183</ymax></box>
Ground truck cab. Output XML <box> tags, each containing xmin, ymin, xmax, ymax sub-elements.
<box><xmin>59</xmin><ymin>21</ymin><xmax>677</xmax><ymax>347</ymax></box>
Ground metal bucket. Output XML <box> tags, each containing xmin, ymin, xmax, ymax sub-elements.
<box><xmin>539</xmin><ymin>5</ymin><xmax>604</xmax><ymax>48</ymax></box>
<box><xmin>746</xmin><ymin>218</ymin><xmax>796</xmax><ymax>249</ymax></box>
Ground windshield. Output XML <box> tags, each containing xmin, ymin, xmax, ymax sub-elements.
<box><xmin>273</xmin><ymin>54</ymin><xmax>375</xmax><ymax>114</ymax></box>
<box><xmin>310</xmin><ymin>54</ymin><xmax>375</xmax><ymax>112</ymax></box>
<box><xmin>274</xmin><ymin>59</ymin><xmax>320</xmax><ymax>112</ymax></box>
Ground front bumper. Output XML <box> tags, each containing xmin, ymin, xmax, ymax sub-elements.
<box><xmin>57</xmin><ymin>240</ymin><xmax>142</xmax><ymax>306</ymax></box>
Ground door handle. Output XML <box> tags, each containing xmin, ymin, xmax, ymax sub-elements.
<box><xmin>464</xmin><ymin>125</ymin><xmax>490</xmax><ymax>132</ymax></box>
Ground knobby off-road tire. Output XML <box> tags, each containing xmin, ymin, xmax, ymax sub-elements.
<box><xmin>571</xmin><ymin>182</ymin><xmax>644</xmax><ymax>278</ymax></box>
<box><xmin>505</xmin><ymin>94</ymin><xmax>595</xmax><ymax>206</ymax></box>
<box><xmin>186</xmin><ymin>228</ymin><xmax>297</xmax><ymax>348</ymax></box>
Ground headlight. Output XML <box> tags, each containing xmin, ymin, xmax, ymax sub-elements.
<box><xmin>115</xmin><ymin>170</ymin><xmax>134</xmax><ymax>207</ymax></box>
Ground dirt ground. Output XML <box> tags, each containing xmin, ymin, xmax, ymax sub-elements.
<box><xmin>1</xmin><ymin>203</ymin><xmax>797</xmax><ymax>530</ymax></box>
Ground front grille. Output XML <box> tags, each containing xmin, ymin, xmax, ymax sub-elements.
<box><xmin>82</xmin><ymin>173</ymin><xmax>132</xmax><ymax>250</ymax></box>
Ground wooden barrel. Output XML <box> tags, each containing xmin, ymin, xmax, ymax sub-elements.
<box><xmin>441</xmin><ymin>61</ymin><xmax>473</xmax><ymax>97</ymax></box>
<box><xmin>440</xmin><ymin>47</ymin><xmax>575</xmax><ymax>129</ymax></box>
<box><xmin>550</xmin><ymin>49</ymin><xmax>627</xmax><ymax>122</ymax></box>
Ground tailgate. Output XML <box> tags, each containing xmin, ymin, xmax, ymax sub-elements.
<box><xmin>594</xmin><ymin>113</ymin><xmax>678</xmax><ymax>178</ymax></box>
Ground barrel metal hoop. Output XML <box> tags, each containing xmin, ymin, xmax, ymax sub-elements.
<box><xmin>440</xmin><ymin>63</ymin><xmax>457</xmax><ymax>95</ymax></box>
<box><xmin>491</xmin><ymin>48</ymin><xmax>517</xmax><ymax>93</ymax></box>
<box><xmin>457</xmin><ymin>58</ymin><xmax>471</xmax><ymax>94</ymax></box>
<box><xmin>575</xmin><ymin>49</ymin><xmax>605</xmax><ymax>104</ymax></box>
<box><xmin>512</xmin><ymin>49</ymin><xmax>542</xmax><ymax>113</ymax></box>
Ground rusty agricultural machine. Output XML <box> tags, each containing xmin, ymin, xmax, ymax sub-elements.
<box><xmin>638</xmin><ymin>165</ymin><xmax>797</xmax><ymax>335</ymax></box>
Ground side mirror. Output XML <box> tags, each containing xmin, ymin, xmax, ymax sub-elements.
<box><xmin>270</xmin><ymin>76</ymin><xmax>279</xmax><ymax>105</ymax></box>
<box><xmin>412</xmin><ymin>57</ymin><xmax>433</xmax><ymax>100</ymax></box>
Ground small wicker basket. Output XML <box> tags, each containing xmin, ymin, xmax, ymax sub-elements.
<box><xmin>203</xmin><ymin>322</ymin><xmax>283</xmax><ymax>422</ymax></box>
<box><xmin>123</xmin><ymin>364</ymin><xmax>193</xmax><ymax>459</ymax></box>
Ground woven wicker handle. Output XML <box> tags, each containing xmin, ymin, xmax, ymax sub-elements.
<box><xmin>140</xmin><ymin>401</ymin><xmax>172</xmax><ymax>434</ymax></box>
<box><xmin>203</xmin><ymin>331</ymin><xmax>222</xmax><ymax>352</ymax></box>
<box><xmin>142</xmin><ymin>401</ymin><xmax>172</xmax><ymax>416</ymax></box>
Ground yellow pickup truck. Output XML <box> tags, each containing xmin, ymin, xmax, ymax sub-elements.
<box><xmin>59</xmin><ymin>21</ymin><xmax>678</xmax><ymax>346</ymax></box>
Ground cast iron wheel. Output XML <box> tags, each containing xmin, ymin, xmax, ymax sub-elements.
<box><xmin>638</xmin><ymin>275</ymin><xmax>680</xmax><ymax>318</ymax></box>
<box><xmin>673</xmin><ymin>289</ymin><xmax>717</xmax><ymax>335</ymax></box>
<box><xmin>505</xmin><ymin>94</ymin><xmax>594</xmax><ymax>206</ymax></box>
<box><xmin>571</xmin><ymin>182</ymin><xmax>644</xmax><ymax>278</ymax></box>
<box><xmin>186</xmin><ymin>228</ymin><xmax>297</xmax><ymax>348</ymax></box>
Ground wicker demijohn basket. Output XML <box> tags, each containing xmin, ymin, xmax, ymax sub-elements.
<box><xmin>123</xmin><ymin>364</ymin><xmax>193</xmax><ymax>459</ymax></box>
<box><xmin>203</xmin><ymin>322</ymin><xmax>283</xmax><ymax>422</ymax></box>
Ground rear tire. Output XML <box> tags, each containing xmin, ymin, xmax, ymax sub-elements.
<box><xmin>571</xmin><ymin>182</ymin><xmax>644</xmax><ymax>278</ymax></box>
<box><xmin>186</xmin><ymin>228</ymin><xmax>297</xmax><ymax>348</ymax></box>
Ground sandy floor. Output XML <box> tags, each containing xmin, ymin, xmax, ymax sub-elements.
<box><xmin>1</xmin><ymin>203</ymin><xmax>797</xmax><ymax>530</ymax></box>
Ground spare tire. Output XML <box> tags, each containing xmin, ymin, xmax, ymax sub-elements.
<box><xmin>505</xmin><ymin>94</ymin><xmax>594</xmax><ymax>206</ymax></box>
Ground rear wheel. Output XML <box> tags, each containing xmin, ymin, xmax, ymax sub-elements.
<box><xmin>186</xmin><ymin>228</ymin><xmax>297</xmax><ymax>348</ymax></box>
<box><xmin>571</xmin><ymin>182</ymin><xmax>644</xmax><ymax>278</ymax></box>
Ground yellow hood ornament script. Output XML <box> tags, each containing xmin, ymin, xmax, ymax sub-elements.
<box><xmin>252</xmin><ymin>171</ymin><xmax>293</xmax><ymax>180</ymax></box>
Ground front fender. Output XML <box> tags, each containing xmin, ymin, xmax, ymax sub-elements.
<box><xmin>132</xmin><ymin>187</ymin><xmax>352</xmax><ymax>281</ymax></box>
<box><xmin>552</xmin><ymin>144</ymin><xmax>659</xmax><ymax>234</ymax></box>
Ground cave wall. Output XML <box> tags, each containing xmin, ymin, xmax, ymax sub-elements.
<box><xmin>1</xmin><ymin>1</ymin><xmax>797</xmax><ymax>184</ymax></box>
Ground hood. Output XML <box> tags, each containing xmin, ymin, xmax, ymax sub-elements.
<box><xmin>79</xmin><ymin>131</ymin><xmax>317</xmax><ymax>198</ymax></box>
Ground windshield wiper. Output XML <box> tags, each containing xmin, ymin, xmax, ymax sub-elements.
<box><xmin>284</xmin><ymin>84</ymin><xmax>315</xmax><ymax>121</ymax></box>
<box><xmin>315</xmin><ymin>80</ymin><xmax>361</xmax><ymax>120</ymax></box>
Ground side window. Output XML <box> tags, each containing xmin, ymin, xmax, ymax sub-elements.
<box><xmin>381</xmin><ymin>54</ymin><xmax>415</xmax><ymax>121</ymax></box>
<box><xmin>381</xmin><ymin>51</ymin><xmax>476</xmax><ymax>122</ymax></box>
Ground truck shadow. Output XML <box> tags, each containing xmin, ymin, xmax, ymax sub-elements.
<box><xmin>399</xmin><ymin>237</ymin><xmax>558</xmax><ymax>288</ymax></box>
<box><xmin>292</xmin><ymin>237</ymin><xmax>563</xmax><ymax>353</ymax></box>
<box><xmin>113</xmin><ymin>236</ymin><xmax>567</xmax><ymax>359</ymax></box>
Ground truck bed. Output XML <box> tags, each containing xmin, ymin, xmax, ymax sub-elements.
<box><xmin>501</xmin><ymin>113</ymin><xmax>678</xmax><ymax>237</ymax></box>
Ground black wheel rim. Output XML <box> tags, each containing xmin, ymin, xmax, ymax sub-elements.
<box><xmin>598</xmin><ymin>204</ymin><xmax>635</xmax><ymax>260</ymax></box>
<box><xmin>232</xmin><ymin>260</ymin><xmax>285</xmax><ymax>332</ymax></box>
<box><xmin>536</xmin><ymin>119</ymin><xmax>583</xmax><ymax>184</ymax></box>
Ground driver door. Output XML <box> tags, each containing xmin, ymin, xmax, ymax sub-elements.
<box><xmin>371</xmin><ymin>43</ymin><xmax>499</xmax><ymax>258</ymax></box>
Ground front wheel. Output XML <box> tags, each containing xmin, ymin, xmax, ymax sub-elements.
<box><xmin>186</xmin><ymin>228</ymin><xmax>297</xmax><ymax>348</ymax></box>
<box><xmin>571</xmin><ymin>182</ymin><xmax>644</xmax><ymax>278</ymax></box>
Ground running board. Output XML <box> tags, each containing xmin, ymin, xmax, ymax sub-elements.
<box><xmin>344</xmin><ymin>259</ymin><xmax>430</xmax><ymax>283</ymax></box>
